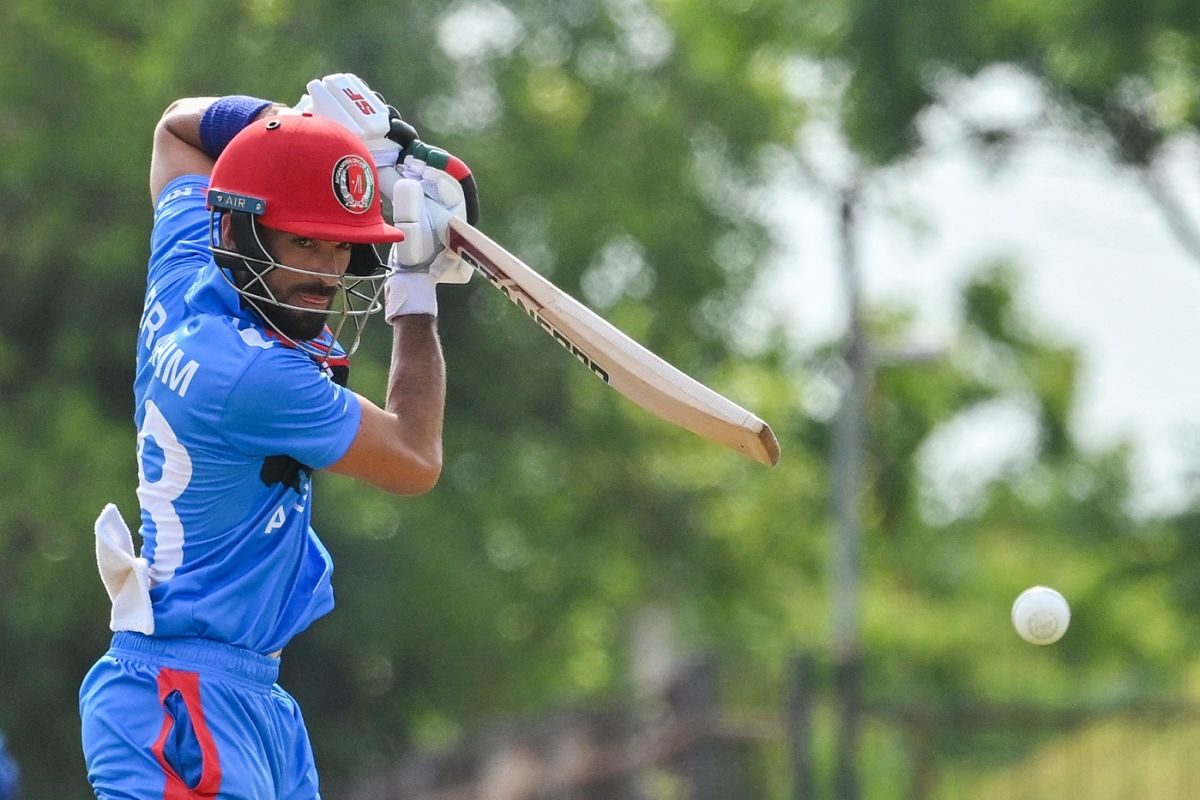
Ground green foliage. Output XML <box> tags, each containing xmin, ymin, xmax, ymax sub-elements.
<box><xmin>1</xmin><ymin>0</ymin><xmax>1197</xmax><ymax>797</ymax></box>
<box><xmin>815</xmin><ymin>0</ymin><xmax>1200</xmax><ymax>167</ymax></box>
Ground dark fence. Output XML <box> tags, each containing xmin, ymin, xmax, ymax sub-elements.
<box><xmin>341</xmin><ymin>654</ymin><xmax>1200</xmax><ymax>800</ymax></box>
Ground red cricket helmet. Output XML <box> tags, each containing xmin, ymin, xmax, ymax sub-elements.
<box><xmin>206</xmin><ymin>113</ymin><xmax>400</xmax><ymax>356</ymax></box>
<box><xmin>208</xmin><ymin>112</ymin><xmax>403</xmax><ymax>248</ymax></box>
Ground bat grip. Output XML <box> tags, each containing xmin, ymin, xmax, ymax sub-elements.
<box><xmin>459</xmin><ymin>173</ymin><xmax>480</xmax><ymax>225</ymax></box>
<box><xmin>387</xmin><ymin>114</ymin><xmax>420</xmax><ymax>149</ymax></box>
<box><xmin>388</xmin><ymin>116</ymin><xmax>481</xmax><ymax>226</ymax></box>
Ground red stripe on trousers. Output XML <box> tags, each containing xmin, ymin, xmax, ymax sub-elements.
<box><xmin>151</xmin><ymin>667</ymin><xmax>223</xmax><ymax>799</ymax></box>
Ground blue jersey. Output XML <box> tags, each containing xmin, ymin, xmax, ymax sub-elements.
<box><xmin>133</xmin><ymin>175</ymin><xmax>362</xmax><ymax>654</ymax></box>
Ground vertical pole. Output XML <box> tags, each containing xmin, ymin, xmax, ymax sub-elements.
<box><xmin>673</xmin><ymin>659</ymin><xmax>722</xmax><ymax>800</ymax></box>
<box><xmin>788</xmin><ymin>652</ymin><xmax>817</xmax><ymax>800</ymax></box>
<box><xmin>831</xmin><ymin>184</ymin><xmax>867</xmax><ymax>800</ymax></box>
<box><xmin>671</xmin><ymin>659</ymin><xmax>754</xmax><ymax>800</ymax></box>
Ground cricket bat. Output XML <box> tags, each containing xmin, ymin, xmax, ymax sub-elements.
<box><xmin>446</xmin><ymin>217</ymin><xmax>781</xmax><ymax>467</ymax></box>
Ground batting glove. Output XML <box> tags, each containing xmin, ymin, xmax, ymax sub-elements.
<box><xmin>295</xmin><ymin>71</ymin><xmax>480</xmax><ymax>228</ymax></box>
<box><xmin>385</xmin><ymin>146</ymin><xmax>478</xmax><ymax>320</ymax></box>
<box><xmin>295</xmin><ymin>72</ymin><xmax>402</xmax><ymax>182</ymax></box>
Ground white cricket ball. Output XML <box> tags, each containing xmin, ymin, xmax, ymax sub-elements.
<box><xmin>1011</xmin><ymin>586</ymin><xmax>1070</xmax><ymax>645</ymax></box>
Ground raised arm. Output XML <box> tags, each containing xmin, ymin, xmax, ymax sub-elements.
<box><xmin>149</xmin><ymin>97</ymin><xmax>217</xmax><ymax>202</ymax></box>
<box><xmin>149</xmin><ymin>97</ymin><xmax>290</xmax><ymax>204</ymax></box>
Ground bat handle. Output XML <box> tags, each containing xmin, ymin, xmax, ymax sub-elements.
<box><xmin>386</xmin><ymin>115</ymin><xmax>480</xmax><ymax>226</ymax></box>
<box><xmin>386</xmin><ymin>113</ymin><xmax>420</xmax><ymax>150</ymax></box>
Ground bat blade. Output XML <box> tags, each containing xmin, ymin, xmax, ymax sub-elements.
<box><xmin>447</xmin><ymin>217</ymin><xmax>781</xmax><ymax>467</ymax></box>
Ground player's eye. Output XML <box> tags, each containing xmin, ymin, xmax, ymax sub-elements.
<box><xmin>336</xmin><ymin>242</ymin><xmax>352</xmax><ymax>251</ymax></box>
<box><xmin>293</xmin><ymin>237</ymin><xmax>314</xmax><ymax>248</ymax></box>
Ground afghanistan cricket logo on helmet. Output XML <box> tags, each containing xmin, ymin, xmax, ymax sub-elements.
<box><xmin>206</xmin><ymin>113</ymin><xmax>403</xmax><ymax>356</ymax></box>
<box><xmin>332</xmin><ymin>155</ymin><xmax>375</xmax><ymax>214</ymax></box>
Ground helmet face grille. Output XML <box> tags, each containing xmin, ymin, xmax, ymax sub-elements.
<box><xmin>210</xmin><ymin>211</ymin><xmax>389</xmax><ymax>359</ymax></box>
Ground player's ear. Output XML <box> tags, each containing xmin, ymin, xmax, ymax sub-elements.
<box><xmin>219</xmin><ymin>213</ymin><xmax>234</xmax><ymax>249</ymax></box>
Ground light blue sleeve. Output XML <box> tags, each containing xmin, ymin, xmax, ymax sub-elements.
<box><xmin>220</xmin><ymin>348</ymin><xmax>363</xmax><ymax>469</ymax></box>
<box><xmin>148</xmin><ymin>175</ymin><xmax>213</xmax><ymax>289</ymax></box>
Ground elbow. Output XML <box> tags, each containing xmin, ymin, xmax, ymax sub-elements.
<box><xmin>152</xmin><ymin>106</ymin><xmax>176</xmax><ymax>144</ymax></box>
<box><xmin>161</xmin><ymin>98</ymin><xmax>189</xmax><ymax>120</ymax></box>
<box><xmin>156</xmin><ymin>99</ymin><xmax>192</xmax><ymax>135</ymax></box>
<box><xmin>155</xmin><ymin>97</ymin><xmax>214</xmax><ymax>142</ymax></box>
<box><xmin>329</xmin><ymin>400</ymin><xmax>445</xmax><ymax>495</ymax></box>
<box><xmin>378</xmin><ymin>453</ymin><xmax>442</xmax><ymax>496</ymax></box>
<box><xmin>399</xmin><ymin>462</ymin><xmax>442</xmax><ymax>496</ymax></box>
<box><xmin>161</xmin><ymin>96</ymin><xmax>207</xmax><ymax>121</ymax></box>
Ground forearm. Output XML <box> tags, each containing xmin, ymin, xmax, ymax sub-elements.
<box><xmin>385</xmin><ymin>315</ymin><xmax>446</xmax><ymax>470</ymax></box>
<box><xmin>326</xmin><ymin>317</ymin><xmax>445</xmax><ymax>494</ymax></box>
<box><xmin>160</xmin><ymin>96</ymin><xmax>291</xmax><ymax>151</ymax></box>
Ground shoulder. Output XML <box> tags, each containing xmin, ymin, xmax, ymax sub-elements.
<box><xmin>209</xmin><ymin>322</ymin><xmax>362</xmax><ymax>466</ymax></box>
<box><xmin>153</xmin><ymin>175</ymin><xmax>210</xmax><ymax>227</ymax></box>
<box><xmin>150</xmin><ymin>175</ymin><xmax>213</xmax><ymax>284</ymax></box>
<box><xmin>212</xmin><ymin>323</ymin><xmax>348</xmax><ymax>407</ymax></box>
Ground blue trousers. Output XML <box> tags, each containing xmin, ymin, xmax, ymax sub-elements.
<box><xmin>80</xmin><ymin>633</ymin><xmax>320</xmax><ymax>799</ymax></box>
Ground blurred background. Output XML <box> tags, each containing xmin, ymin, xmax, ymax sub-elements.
<box><xmin>2</xmin><ymin>0</ymin><xmax>1200</xmax><ymax>797</ymax></box>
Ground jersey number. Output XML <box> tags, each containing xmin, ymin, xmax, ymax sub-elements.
<box><xmin>137</xmin><ymin>400</ymin><xmax>192</xmax><ymax>585</ymax></box>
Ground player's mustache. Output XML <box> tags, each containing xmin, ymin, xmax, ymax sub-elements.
<box><xmin>290</xmin><ymin>282</ymin><xmax>337</xmax><ymax>299</ymax></box>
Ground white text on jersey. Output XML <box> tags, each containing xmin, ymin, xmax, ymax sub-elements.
<box><xmin>140</xmin><ymin>286</ymin><xmax>167</xmax><ymax>352</ymax></box>
<box><xmin>149</xmin><ymin>334</ymin><xmax>200</xmax><ymax>398</ymax></box>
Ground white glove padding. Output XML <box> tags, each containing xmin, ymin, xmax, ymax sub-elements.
<box><xmin>295</xmin><ymin>73</ymin><xmax>402</xmax><ymax>183</ymax></box>
<box><xmin>392</xmin><ymin>154</ymin><xmax>473</xmax><ymax>283</ymax></box>
<box><xmin>384</xmin><ymin>159</ymin><xmax>476</xmax><ymax>321</ymax></box>
<box><xmin>384</xmin><ymin>176</ymin><xmax>457</xmax><ymax>321</ymax></box>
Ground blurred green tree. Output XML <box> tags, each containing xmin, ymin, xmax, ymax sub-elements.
<box><xmin>810</xmin><ymin>0</ymin><xmax>1200</xmax><ymax>261</ymax></box>
<box><xmin>0</xmin><ymin>0</ymin><xmax>1196</xmax><ymax>797</ymax></box>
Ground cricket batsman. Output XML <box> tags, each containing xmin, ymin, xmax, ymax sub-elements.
<box><xmin>79</xmin><ymin>73</ymin><xmax>475</xmax><ymax>798</ymax></box>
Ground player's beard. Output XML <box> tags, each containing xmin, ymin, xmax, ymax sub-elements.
<box><xmin>262</xmin><ymin>300</ymin><xmax>330</xmax><ymax>341</ymax></box>
<box><xmin>241</xmin><ymin>271</ymin><xmax>336</xmax><ymax>342</ymax></box>
<box><xmin>264</xmin><ymin>283</ymin><xmax>336</xmax><ymax>341</ymax></box>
